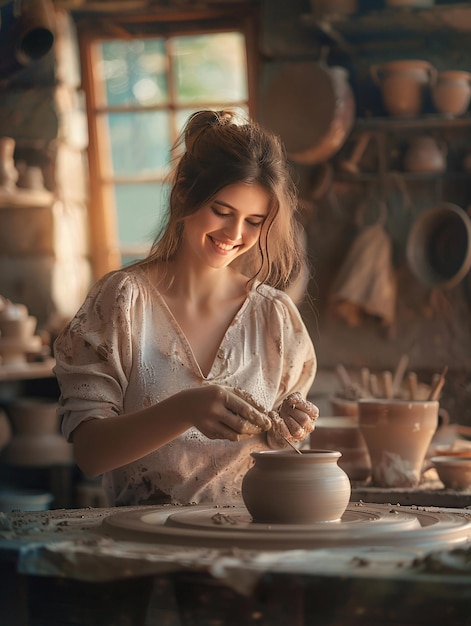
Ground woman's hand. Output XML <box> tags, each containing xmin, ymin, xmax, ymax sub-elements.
<box><xmin>180</xmin><ymin>384</ymin><xmax>271</xmax><ymax>442</ymax></box>
<box><xmin>270</xmin><ymin>392</ymin><xmax>319</xmax><ymax>445</ymax></box>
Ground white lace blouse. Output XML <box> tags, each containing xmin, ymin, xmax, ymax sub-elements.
<box><xmin>53</xmin><ymin>267</ymin><xmax>316</xmax><ymax>506</ymax></box>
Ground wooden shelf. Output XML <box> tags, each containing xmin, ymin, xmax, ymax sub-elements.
<box><xmin>353</xmin><ymin>114</ymin><xmax>471</xmax><ymax>131</ymax></box>
<box><xmin>336</xmin><ymin>170</ymin><xmax>471</xmax><ymax>182</ymax></box>
<box><xmin>302</xmin><ymin>3</ymin><xmax>471</xmax><ymax>51</ymax></box>
<box><xmin>0</xmin><ymin>189</ymin><xmax>54</xmax><ymax>210</ymax></box>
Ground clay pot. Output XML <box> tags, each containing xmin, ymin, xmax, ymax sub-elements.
<box><xmin>241</xmin><ymin>449</ymin><xmax>351</xmax><ymax>524</ymax></box>
<box><xmin>406</xmin><ymin>203</ymin><xmax>471</xmax><ymax>290</ymax></box>
<box><xmin>403</xmin><ymin>136</ymin><xmax>447</xmax><ymax>173</ymax></box>
<box><xmin>370</xmin><ymin>60</ymin><xmax>436</xmax><ymax>117</ymax></box>
<box><xmin>431</xmin><ymin>70</ymin><xmax>471</xmax><ymax>116</ymax></box>
<box><xmin>2</xmin><ymin>397</ymin><xmax>73</xmax><ymax>466</ymax></box>
<box><xmin>431</xmin><ymin>456</ymin><xmax>471</xmax><ymax>490</ymax></box>
<box><xmin>358</xmin><ymin>399</ymin><xmax>439</xmax><ymax>488</ymax></box>
<box><xmin>310</xmin><ymin>417</ymin><xmax>371</xmax><ymax>481</ymax></box>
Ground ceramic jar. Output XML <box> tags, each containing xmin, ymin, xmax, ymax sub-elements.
<box><xmin>241</xmin><ymin>449</ymin><xmax>351</xmax><ymax>524</ymax></box>
<box><xmin>370</xmin><ymin>60</ymin><xmax>436</xmax><ymax>117</ymax></box>
<box><xmin>431</xmin><ymin>70</ymin><xmax>471</xmax><ymax>116</ymax></box>
<box><xmin>403</xmin><ymin>136</ymin><xmax>447</xmax><ymax>173</ymax></box>
<box><xmin>358</xmin><ymin>399</ymin><xmax>439</xmax><ymax>488</ymax></box>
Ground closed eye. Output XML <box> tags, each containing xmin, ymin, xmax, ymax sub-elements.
<box><xmin>212</xmin><ymin>206</ymin><xmax>265</xmax><ymax>227</ymax></box>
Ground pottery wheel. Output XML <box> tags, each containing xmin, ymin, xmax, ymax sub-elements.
<box><xmin>102</xmin><ymin>503</ymin><xmax>471</xmax><ymax>550</ymax></box>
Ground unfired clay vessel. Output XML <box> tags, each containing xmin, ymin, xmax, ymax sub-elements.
<box><xmin>242</xmin><ymin>449</ymin><xmax>351</xmax><ymax>524</ymax></box>
<box><xmin>358</xmin><ymin>399</ymin><xmax>439</xmax><ymax>488</ymax></box>
<box><xmin>311</xmin><ymin>417</ymin><xmax>371</xmax><ymax>482</ymax></box>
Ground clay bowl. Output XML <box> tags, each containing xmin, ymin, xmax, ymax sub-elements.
<box><xmin>431</xmin><ymin>456</ymin><xmax>471</xmax><ymax>490</ymax></box>
<box><xmin>241</xmin><ymin>449</ymin><xmax>351</xmax><ymax>524</ymax></box>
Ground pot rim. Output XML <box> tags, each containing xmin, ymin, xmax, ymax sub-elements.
<box><xmin>358</xmin><ymin>398</ymin><xmax>439</xmax><ymax>406</ymax></box>
<box><xmin>251</xmin><ymin>449</ymin><xmax>341</xmax><ymax>459</ymax></box>
<box><xmin>431</xmin><ymin>455</ymin><xmax>471</xmax><ymax>465</ymax></box>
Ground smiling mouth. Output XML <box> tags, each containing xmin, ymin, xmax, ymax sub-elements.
<box><xmin>209</xmin><ymin>236</ymin><xmax>241</xmax><ymax>252</ymax></box>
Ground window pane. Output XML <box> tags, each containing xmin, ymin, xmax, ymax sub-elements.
<box><xmin>105</xmin><ymin>111</ymin><xmax>172</xmax><ymax>176</ymax></box>
<box><xmin>173</xmin><ymin>33</ymin><xmax>247</xmax><ymax>104</ymax></box>
<box><xmin>99</xmin><ymin>39</ymin><xmax>168</xmax><ymax>107</ymax></box>
<box><xmin>115</xmin><ymin>182</ymin><xmax>169</xmax><ymax>257</ymax></box>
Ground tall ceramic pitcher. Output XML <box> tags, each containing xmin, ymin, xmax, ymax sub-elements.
<box><xmin>370</xmin><ymin>60</ymin><xmax>436</xmax><ymax>117</ymax></box>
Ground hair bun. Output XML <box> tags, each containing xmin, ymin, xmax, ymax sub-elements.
<box><xmin>184</xmin><ymin>110</ymin><xmax>237</xmax><ymax>151</ymax></box>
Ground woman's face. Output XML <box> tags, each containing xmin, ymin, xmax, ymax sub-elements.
<box><xmin>181</xmin><ymin>182</ymin><xmax>271</xmax><ymax>269</ymax></box>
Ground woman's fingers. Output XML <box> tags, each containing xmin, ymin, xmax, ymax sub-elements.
<box><xmin>222</xmin><ymin>387</ymin><xmax>271</xmax><ymax>432</ymax></box>
<box><xmin>279</xmin><ymin>396</ymin><xmax>319</xmax><ymax>441</ymax></box>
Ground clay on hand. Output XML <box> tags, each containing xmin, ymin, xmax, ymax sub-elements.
<box><xmin>231</xmin><ymin>387</ymin><xmax>318</xmax><ymax>448</ymax></box>
<box><xmin>270</xmin><ymin>392</ymin><xmax>319</xmax><ymax>446</ymax></box>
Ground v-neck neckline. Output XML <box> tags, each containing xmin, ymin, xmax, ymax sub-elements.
<box><xmin>138</xmin><ymin>267</ymin><xmax>252</xmax><ymax>379</ymax></box>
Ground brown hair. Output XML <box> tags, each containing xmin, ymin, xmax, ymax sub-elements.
<box><xmin>139</xmin><ymin>109</ymin><xmax>305</xmax><ymax>291</ymax></box>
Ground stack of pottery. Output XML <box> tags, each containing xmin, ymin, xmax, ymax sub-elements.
<box><xmin>1</xmin><ymin>397</ymin><xmax>73</xmax><ymax>467</ymax></box>
<box><xmin>0</xmin><ymin>298</ymin><xmax>42</xmax><ymax>365</ymax></box>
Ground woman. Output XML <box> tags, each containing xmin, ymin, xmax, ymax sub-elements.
<box><xmin>54</xmin><ymin>110</ymin><xmax>318</xmax><ymax>507</ymax></box>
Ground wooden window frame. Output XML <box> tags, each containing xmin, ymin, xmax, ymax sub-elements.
<box><xmin>76</xmin><ymin>5</ymin><xmax>260</xmax><ymax>280</ymax></box>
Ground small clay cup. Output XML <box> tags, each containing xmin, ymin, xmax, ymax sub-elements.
<box><xmin>358</xmin><ymin>399</ymin><xmax>439</xmax><ymax>488</ymax></box>
<box><xmin>242</xmin><ymin>449</ymin><xmax>351</xmax><ymax>524</ymax></box>
<box><xmin>431</xmin><ymin>456</ymin><xmax>471</xmax><ymax>490</ymax></box>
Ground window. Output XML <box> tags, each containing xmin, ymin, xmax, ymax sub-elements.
<box><xmin>78</xmin><ymin>12</ymin><xmax>257</xmax><ymax>279</ymax></box>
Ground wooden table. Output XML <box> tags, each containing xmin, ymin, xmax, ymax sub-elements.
<box><xmin>1</xmin><ymin>503</ymin><xmax>471</xmax><ymax>626</ymax></box>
